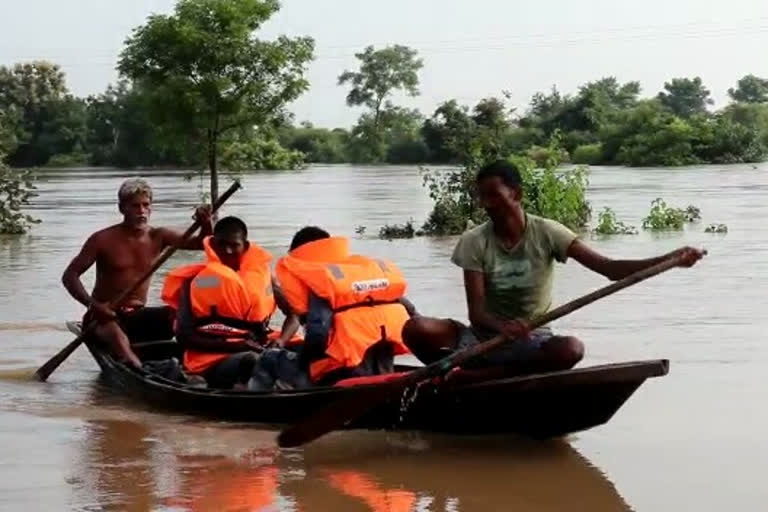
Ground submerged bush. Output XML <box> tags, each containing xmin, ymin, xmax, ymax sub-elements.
<box><xmin>641</xmin><ymin>198</ymin><xmax>691</xmax><ymax>230</ymax></box>
<box><xmin>685</xmin><ymin>205</ymin><xmax>702</xmax><ymax>222</ymax></box>
<box><xmin>418</xmin><ymin>136</ymin><xmax>591</xmax><ymax>236</ymax></box>
<box><xmin>0</xmin><ymin>155</ymin><xmax>40</xmax><ymax>234</ymax></box>
<box><xmin>378</xmin><ymin>219</ymin><xmax>416</xmax><ymax>240</ymax></box>
<box><xmin>592</xmin><ymin>207</ymin><xmax>638</xmax><ymax>235</ymax></box>
<box><xmin>705</xmin><ymin>223</ymin><xmax>728</xmax><ymax>233</ymax></box>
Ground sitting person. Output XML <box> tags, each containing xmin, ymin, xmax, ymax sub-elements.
<box><xmin>61</xmin><ymin>178</ymin><xmax>213</xmax><ymax>368</ymax></box>
<box><xmin>161</xmin><ymin>216</ymin><xmax>300</xmax><ymax>389</ymax></box>
<box><xmin>249</xmin><ymin>226</ymin><xmax>415</xmax><ymax>390</ymax></box>
<box><xmin>402</xmin><ymin>159</ymin><xmax>705</xmax><ymax>374</ymax></box>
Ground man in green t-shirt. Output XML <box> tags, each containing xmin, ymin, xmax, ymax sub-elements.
<box><xmin>402</xmin><ymin>159</ymin><xmax>704</xmax><ymax>373</ymax></box>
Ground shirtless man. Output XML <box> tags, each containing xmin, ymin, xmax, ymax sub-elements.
<box><xmin>62</xmin><ymin>178</ymin><xmax>213</xmax><ymax>368</ymax></box>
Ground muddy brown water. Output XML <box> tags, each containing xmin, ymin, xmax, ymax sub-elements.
<box><xmin>0</xmin><ymin>164</ymin><xmax>764</xmax><ymax>511</ymax></box>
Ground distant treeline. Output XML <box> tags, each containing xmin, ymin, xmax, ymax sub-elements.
<box><xmin>2</xmin><ymin>60</ymin><xmax>768</xmax><ymax>170</ymax></box>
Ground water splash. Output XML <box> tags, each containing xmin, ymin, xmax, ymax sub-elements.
<box><xmin>397</xmin><ymin>379</ymin><xmax>432</xmax><ymax>424</ymax></box>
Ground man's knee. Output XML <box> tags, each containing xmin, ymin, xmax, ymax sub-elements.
<box><xmin>546</xmin><ymin>336</ymin><xmax>584</xmax><ymax>367</ymax></box>
<box><xmin>93</xmin><ymin>320</ymin><xmax>124</xmax><ymax>343</ymax></box>
<box><xmin>237</xmin><ymin>352</ymin><xmax>259</xmax><ymax>375</ymax></box>
<box><xmin>402</xmin><ymin>316</ymin><xmax>433</xmax><ymax>342</ymax></box>
<box><xmin>402</xmin><ymin>316</ymin><xmax>459</xmax><ymax>347</ymax></box>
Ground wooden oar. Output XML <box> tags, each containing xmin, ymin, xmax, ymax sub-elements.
<box><xmin>277</xmin><ymin>249</ymin><xmax>705</xmax><ymax>448</ymax></box>
<box><xmin>34</xmin><ymin>180</ymin><xmax>242</xmax><ymax>382</ymax></box>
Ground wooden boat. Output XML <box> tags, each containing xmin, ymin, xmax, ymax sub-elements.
<box><xmin>69</xmin><ymin>322</ymin><xmax>669</xmax><ymax>439</ymax></box>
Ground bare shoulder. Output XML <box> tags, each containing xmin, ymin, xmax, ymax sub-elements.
<box><xmin>149</xmin><ymin>225</ymin><xmax>171</xmax><ymax>239</ymax></box>
<box><xmin>84</xmin><ymin>224</ymin><xmax>123</xmax><ymax>247</ymax></box>
<box><xmin>150</xmin><ymin>225</ymin><xmax>184</xmax><ymax>248</ymax></box>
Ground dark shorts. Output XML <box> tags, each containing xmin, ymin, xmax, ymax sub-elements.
<box><xmin>455</xmin><ymin>322</ymin><xmax>556</xmax><ymax>367</ymax></box>
<box><xmin>84</xmin><ymin>305</ymin><xmax>174</xmax><ymax>343</ymax></box>
<box><xmin>248</xmin><ymin>342</ymin><xmax>396</xmax><ymax>391</ymax></box>
<box><xmin>203</xmin><ymin>352</ymin><xmax>260</xmax><ymax>389</ymax></box>
<box><xmin>249</xmin><ymin>348</ymin><xmax>312</xmax><ymax>391</ymax></box>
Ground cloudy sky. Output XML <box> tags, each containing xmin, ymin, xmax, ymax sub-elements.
<box><xmin>2</xmin><ymin>0</ymin><xmax>767</xmax><ymax>127</ymax></box>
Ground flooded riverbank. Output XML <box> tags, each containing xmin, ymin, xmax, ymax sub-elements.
<box><xmin>0</xmin><ymin>163</ymin><xmax>765</xmax><ymax>511</ymax></box>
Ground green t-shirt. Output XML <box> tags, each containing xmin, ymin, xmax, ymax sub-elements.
<box><xmin>450</xmin><ymin>214</ymin><xmax>577</xmax><ymax>323</ymax></box>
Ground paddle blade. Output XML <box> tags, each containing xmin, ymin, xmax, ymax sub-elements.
<box><xmin>34</xmin><ymin>335</ymin><xmax>84</xmax><ymax>381</ymax></box>
<box><xmin>277</xmin><ymin>382</ymin><xmax>403</xmax><ymax>448</ymax></box>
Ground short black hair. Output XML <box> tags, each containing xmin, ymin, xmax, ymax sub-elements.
<box><xmin>214</xmin><ymin>216</ymin><xmax>248</xmax><ymax>238</ymax></box>
<box><xmin>290</xmin><ymin>226</ymin><xmax>330</xmax><ymax>251</ymax></box>
<box><xmin>476</xmin><ymin>160</ymin><xmax>522</xmax><ymax>188</ymax></box>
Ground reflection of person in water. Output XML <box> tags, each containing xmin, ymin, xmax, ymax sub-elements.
<box><xmin>162</xmin><ymin>454</ymin><xmax>279</xmax><ymax>511</ymax></box>
<box><xmin>74</xmin><ymin>416</ymin><xmax>283</xmax><ymax>511</ymax></box>
<box><xmin>73</xmin><ymin>413</ymin><xmax>633</xmax><ymax>512</ymax></box>
<box><xmin>287</xmin><ymin>436</ymin><xmax>634</xmax><ymax>512</ymax></box>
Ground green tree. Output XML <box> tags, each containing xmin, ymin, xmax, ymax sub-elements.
<box><xmin>338</xmin><ymin>45</ymin><xmax>423</xmax><ymax>134</ymax></box>
<box><xmin>0</xmin><ymin>61</ymin><xmax>87</xmax><ymax>166</ymax></box>
<box><xmin>0</xmin><ymin>108</ymin><xmax>20</xmax><ymax>156</ymax></box>
<box><xmin>519</xmin><ymin>77</ymin><xmax>640</xmax><ymax>151</ymax></box>
<box><xmin>472</xmin><ymin>97</ymin><xmax>512</xmax><ymax>134</ymax></box>
<box><xmin>346</xmin><ymin>105</ymin><xmax>425</xmax><ymax>163</ymax></box>
<box><xmin>85</xmin><ymin>80</ymin><xmax>188</xmax><ymax>167</ymax></box>
<box><xmin>421</xmin><ymin>100</ymin><xmax>475</xmax><ymax>163</ymax></box>
<box><xmin>728</xmin><ymin>74</ymin><xmax>768</xmax><ymax>104</ymax></box>
<box><xmin>0</xmin><ymin>155</ymin><xmax>39</xmax><ymax>234</ymax></box>
<box><xmin>657</xmin><ymin>77</ymin><xmax>713</xmax><ymax>118</ymax></box>
<box><xmin>118</xmin><ymin>0</ymin><xmax>314</xmax><ymax>201</ymax></box>
<box><xmin>278</xmin><ymin>122</ymin><xmax>350</xmax><ymax>163</ymax></box>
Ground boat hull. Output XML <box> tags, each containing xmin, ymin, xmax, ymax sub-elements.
<box><xmin>77</xmin><ymin>326</ymin><xmax>668</xmax><ymax>439</ymax></box>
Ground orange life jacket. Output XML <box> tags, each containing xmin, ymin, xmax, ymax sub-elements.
<box><xmin>275</xmin><ymin>236</ymin><xmax>410</xmax><ymax>382</ymax></box>
<box><xmin>163</xmin><ymin>463</ymin><xmax>279</xmax><ymax>511</ymax></box>
<box><xmin>161</xmin><ymin>236</ymin><xmax>276</xmax><ymax>374</ymax></box>
<box><xmin>326</xmin><ymin>470</ymin><xmax>416</xmax><ymax>512</ymax></box>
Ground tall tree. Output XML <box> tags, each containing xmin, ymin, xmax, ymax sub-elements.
<box><xmin>421</xmin><ymin>100</ymin><xmax>475</xmax><ymax>163</ymax></box>
<box><xmin>0</xmin><ymin>61</ymin><xmax>87</xmax><ymax>166</ymax></box>
<box><xmin>0</xmin><ymin>108</ymin><xmax>20</xmax><ymax>156</ymax></box>
<box><xmin>657</xmin><ymin>77</ymin><xmax>713</xmax><ymax>118</ymax></box>
<box><xmin>118</xmin><ymin>0</ymin><xmax>314</xmax><ymax>201</ymax></box>
<box><xmin>338</xmin><ymin>45</ymin><xmax>423</xmax><ymax>132</ymax></box>
<box><xmin>728</xmin><ymin>74</ymin><xmax>768</xmax><ymax>104</ymax></box>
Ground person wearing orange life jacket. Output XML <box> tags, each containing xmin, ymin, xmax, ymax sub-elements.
<box><xmin>249</xmin><ymin>226</ymin><xmax>417</xmax><ymax>390</ymax></box>
<box><xmin>161</xmin><ymin>216</ymin><xmax>300</xmax><ymax>389</ymax></box>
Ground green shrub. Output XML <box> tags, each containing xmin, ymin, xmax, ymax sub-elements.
<box><xmin>641</xmin><ymin>198</ymin><xmax>688</xmax><ymax>230</ymax></box>
<box><xmin>571</xmin><ymin>143</ymin><xmax>604</xmax><ymax>165</ymax></box>
<box><xmin>705</xmin><ymin>223</ymin><xmax>728</xmax><ymax>233</ymax></box>
<box><xmin>378</xmin><ymin>219</ymin><xmax>417</xmax><ymax>240</ymax></box>
<box><xmin>44</xmin><ymin>152</ymin><xmax>89</xmax><ymax>168</ymax></box>
<box><xmin>0</xmin><ymin>154</ymin><xmax>40</xmax><ymax>234</ymax></box>
<box><xmin>220</xmin><ymin>138</ymin><xmax>305</xmax><ymax>171</ymax></box>
<box><xmin>592</xmin><ymin>207</ymin><xmax>637</xmax><ymax>235</ymax></box>
<box><xmin>418</xmin><ymin>135</ymin><xmax>591</xmax><ymax>236</ymax></box>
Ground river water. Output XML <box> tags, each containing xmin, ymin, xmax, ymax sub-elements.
<box><xmin>0</xmin><ymin>163</ymin><xmax>764</xmax><ymax>511</ymax></box>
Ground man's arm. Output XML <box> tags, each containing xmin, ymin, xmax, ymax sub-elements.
<box><xmin>271</xmin><ymin>282</ymin><xmax>301</xmax><ymax>346</ymax></box>
<box><xmin>567</xmin><ymin>240</ymin><xmax>704</xmax><ymax>281</ymax></box>
<box><xmin>463</xmin><ymin>270</ymin><xmax>528</xmax><ymax>338</ymax></box>
<box><xmin>398</xmin><ymin>297</ymin><xmax>418</xmax><ymax>317</ymax></box>
<box><xmin>61</xmin><ymin>233</ymin><xmax>100</xmax><ymax>308</ymax></box>
<box><xmin>159</xmin><ymin>206</ymin><xmax>214</xmax><ymax>250</ymax></box>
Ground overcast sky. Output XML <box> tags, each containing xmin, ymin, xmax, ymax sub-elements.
<box><xmin>2</xmin><ymin>0</ymin><xmax>767</xmax><ymax>128</ymax></box>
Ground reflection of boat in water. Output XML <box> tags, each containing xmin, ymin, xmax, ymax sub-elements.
<box><xmin>70</xmin><ymin>322</ymin><xmax>668</xmax><ymax>441</ymax></box>
<box><xmin>71</xmin><ymin>418</ymin><xmax>633</xmax><ymax>511</ymax></box>
<box><xmin>289</xmin><ymin>434</ymin><xmax>634</xmax><ymax>512</ymax></box>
